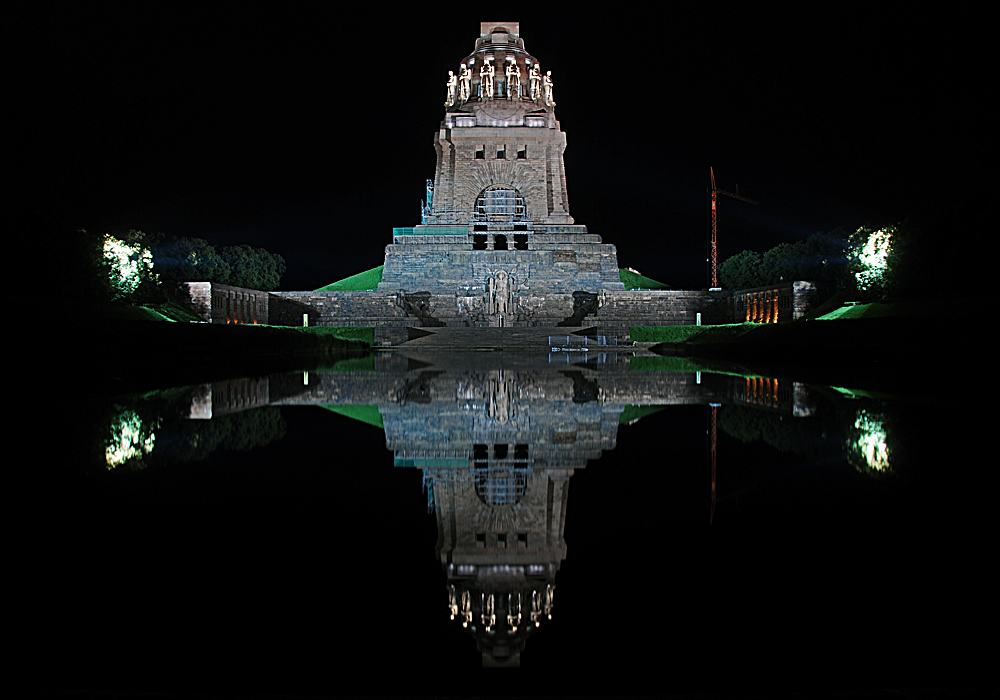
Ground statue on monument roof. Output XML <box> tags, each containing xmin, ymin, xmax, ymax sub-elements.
<box><xmin>480</xmin><ymin>58</ymin><xmax>495</xmax><ymax>100</ymax></box>
<box><xmin>445</xmin><ymin>71</ymin><xmax>458</xmax><ymax>107</ymax></box>
<box><xmin>542</xmin><ymin>71</ymin><xmax>555</xmax><ymax>107</ymax></box>
<box><xmin>459</xmin><ymin>63</ymin><xmax>472</xmax><ymax>103</ymax></box>
<box><xmin>529</xmin><ymin>63</ymin><xmax>541</xmax><ymax>102</ymax></box>
<box><xmin>505</xmin><ymin>58</ymin><xmax>521</xmax><ymax>99</ymax></box>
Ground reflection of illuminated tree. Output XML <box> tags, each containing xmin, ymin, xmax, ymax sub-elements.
<box><xmin>718</xmin><ymin>404</ymin><xmax>841</xmax><ymax>460</ymax></box>
<box><xmin>105</xmin><ymin>406</ymin><xmax>156</xmax><ymax>470</ymax></box>
<box><xmin>156</xmin><ymin>408</ymin><xmax>287</xmax><ymax>463</ymax></box>
<box><xmin>98</xmin><ymin>406</ymin><xmax>286</xmax><ymax>472</ymax></box>
<box><xmin>848</xmin><ymin>408</ymin><xmax>891</xmax><ymax>477</ymax></box>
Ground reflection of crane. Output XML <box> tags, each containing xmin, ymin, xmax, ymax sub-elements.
<box><xmin>709</xmin><ymin>403</ymin><xmax>720</xmax><ymax>524</ymax></box>
<box><xmin>708</xmin><ymin>167</ymin><xmax>758</xmax><ymax>290</ymax></box>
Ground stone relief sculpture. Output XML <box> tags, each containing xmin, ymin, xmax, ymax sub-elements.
<box><xmin>480</xmin><ymin>58</ymin><xmax>495</xmax><ymax>99</ymax></box>
<box><xmin>481</xmin><ymin>264</ymin><xmax>529</xmax><ymax>323</ymax></box>
<box><xmin>459</xmin><ymin>63</ymin><xmax>472</xmax><ymax>102</ymax></box>
<box><xmin>542</xmin><ymin>71</ymin><xmax>555</xmax><ymax>106</ymax></box>
<box><xmin>486</xmin><ymin>270</ymin><xmax>512</xmax><ymax>317</ymax></box>
<box><xmin>529</xmin><ymin>63</ymin><xmax>541</xmax><ymax>101</ymax></box>
<box><xmin>445</xmin><ymin>70</ymin><xmax>458</xmax><ymax>107</ymax></box>
<box><xmin>505</xmin><ymin>59</ymin><xmax>520</xmax><ymax>99</ymax></box>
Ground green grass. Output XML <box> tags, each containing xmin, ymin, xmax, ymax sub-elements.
<box><xmin>150</xmin><ymin>301</ymin><xmax>204</xmax><ymax>323</ymax></box>
<box><xmin>630</xmin><ymin>325</ymin><xmax>711</xmax><ymax>343</ymax></box>
<box><xmin>319</xmin><ymin>404</ymin><xmax>384</xmax><ymax>429</ymax></box>
<box><xmin>315</xmin><ymin>266</ymin><xmax>384</xmax><ymax>292</ymax></box>
<box><xmin>619</xmin><ymin>269</ymin><xmax>671</xmax><ymax>290</ymax></box>
<box><xmin>262</xmin><ymin>325</ymin><xmax>375</xmax><ymax>345</ymax></box>
<box><xmin>684</xmin><ymin>323</ymin><xmax>762</xmax><ymax>343</ymax></box>
<box><xmin>816</xmin><ymin>303</ymin><xmax>870</xmax><ymax>320</ymax></box>
<box><xmin>816</xmin><ymin>300</ymin><xmax>928</xmax><ymax>320</ymax></box>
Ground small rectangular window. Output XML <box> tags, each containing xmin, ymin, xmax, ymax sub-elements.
<box><xmin>473</xmin><ymin>234</ymin><xmax>488</xmax><ymax>250</ymax></box>
<box><xmin>497</xmin><ymin>533</ymin><xmax>507</xmax><ymax>547</ymax></box>
<box><xmin>513</xmin><ymin>234</ymin><xmax>528</xmax><ymax>250</ymax></box>
<box><xmin>493</xmin><ymin>234</ymin><xmax>508</xmax><ymax>251</ymax></box>
<box><xmin>496</xmin><ymin>149</ymin><xmax>505</xmax><ymax>159</ymax></box>
<box><xmin>517</xmin><ymin>147</ymin><xmax>526</xmax><ymax>159</ymax></box>
<box><xmin>493</xmin><ymin>443</ymin><xmax>508</xmax><ymax>459</ymax></box>
<box><xmin>517</xmin><ymin>533</ymin><xmax>528</xmax><ymax>545</ymax></box>
<box><xmin>514</xmin><ymin>444</ymin><xmax>529</xmax><ymax>459</ymax></box>
<box><xmin>475</xmin><ymin>147</ymin><xmax>485</xmax><ymax>159</ymax></box>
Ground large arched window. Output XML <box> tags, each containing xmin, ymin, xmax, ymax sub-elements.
<box><xmin>474</xmin><ymin>186</ymin><xmax>526</xmax><ymax>221</ymax></box>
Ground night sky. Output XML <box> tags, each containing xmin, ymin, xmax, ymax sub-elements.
<box><xmin>10</xmin><ymin>6</ymin><xmax>983</xmax><ymax>292</ymax></box>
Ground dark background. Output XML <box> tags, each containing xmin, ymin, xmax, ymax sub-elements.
<box><xmin>7</xmin><ymin>5</ymin><xmax>985</xmax><ymax>292</ymax></box>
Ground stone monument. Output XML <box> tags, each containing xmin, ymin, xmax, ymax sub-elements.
<box><xmin>377</xmin><ymin>21</ymin><xmax>625</xmax><ymax>331</ymax></box>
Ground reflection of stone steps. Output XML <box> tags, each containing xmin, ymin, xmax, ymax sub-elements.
<box><xmin>398</xmin><ymin>326</ymin><xmax>593</xmax><ymax>350</ymax></box>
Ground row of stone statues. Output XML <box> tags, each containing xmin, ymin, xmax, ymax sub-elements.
<box><xmin>446</xmin><ymin>59</ymin><xmax>554</xmax><ymax>107</ymax></box>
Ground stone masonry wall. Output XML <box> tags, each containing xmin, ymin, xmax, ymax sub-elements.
<box><xmin>174</xmin><ymin>280</ymin><xmax>819</xmax><ymax>339</ymax></box>
<box><xmin>171</xmin><ymin>282</ymin><xmax>269</xmax><ymax>325</ymax></box>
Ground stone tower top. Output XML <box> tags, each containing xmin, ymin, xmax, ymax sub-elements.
<box><xmin>476</xmin><ymin>22</ymin><xmax>523</xmax><ymax>50</ymax></box>
<box><xmin>424</xmin><ymin>22</ymin><xmax>574</xmax><ymax>230</ymax></box>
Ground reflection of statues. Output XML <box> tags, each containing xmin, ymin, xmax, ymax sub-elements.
<box><xmin>529</xmin><ymin>63</ymin><xmax>541</xmax><ymax>101</ymax></box>
<box><xmin>445</xmin><ymin>71</ymin><xmax>457</xmax><ymax>107</ymax></box>
<box><xmin>482</xmin><ymin>593</ymin><xmax>496</xmax><ymax>631</ymax></box>
<box><xmin>488</xmin><ymin>370</ymin><xmax>512</xmax><ymax>423</ymax></box>
<box><xmin>507</xmin><ymin>592</ymin><xmax>522</xmax><ymax>631</ymax></box>
<box><xmin>461</xmin><ymin>589</ymin><xmax>472</xmax><ymax>628</ymax></box>
<box><xmin>480</xmin><ymin>58</ymin><xmax>495</xmax><ymax>99</ymax></box>
<box><xmin>542</xmin><ymin>71</ymin><xmax>555</xmax><ymax>106</ymax></box>
<box><xmin>505</xmin><ymin>60</ymin><xmax>520</xmax><ymax>99</ymax></box>
<box><xmin>459</xmin><ymin>63</ymin><xmax>472</xmax><ymax>102</ymax></box>
<box><xmin>448</xmin><ymin>584</ymin><xmax>459</xmax><ymax>619</ymax></box>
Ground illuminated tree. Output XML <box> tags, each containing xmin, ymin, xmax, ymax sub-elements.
<box><xmin>103</xmin><ymin>230</ymin><xmax>158</xmax><ymax>302</ymax></box>
<box><xmin>847</xmin><ymin>224</ymin><xmax>896</xmax><ymax>294</ymax></box>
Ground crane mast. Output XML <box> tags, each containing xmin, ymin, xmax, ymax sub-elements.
<box><xmin>709</xmin><ymin>167</ymin><xmax>758</xmax><ymax>289</ymax></box>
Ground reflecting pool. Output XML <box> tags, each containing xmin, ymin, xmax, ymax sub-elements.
<box><xmin>14</xmin><ymin>347</ymin><xmax>987</xmax><ymax>695</ymax></box>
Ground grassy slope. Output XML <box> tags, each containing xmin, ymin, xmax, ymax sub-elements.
<box><xmin>315</xmin><ymin>266</ymin><xmax>384</xmax><ymax>292</ymax></box>
<box><xmin>619</xmin><ymin>269</ymin><xmax>671</xmax><ymax>290</ymax></box>
<box><xmin>315</xmin><ymin>264</ymin><xmax>668</xmax><ymax>292</ymax></box>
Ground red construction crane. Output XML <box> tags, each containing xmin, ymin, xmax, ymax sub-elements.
<box><xmin>709</xmin><ymin>167</ymin><xmax>758</xmax><ymax>290</ymax></box>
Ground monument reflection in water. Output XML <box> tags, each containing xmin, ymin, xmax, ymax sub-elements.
<box><xmin>185</xmin><ymin>347</ymin><xmax>807</xmax><ymax>667</ymax></box>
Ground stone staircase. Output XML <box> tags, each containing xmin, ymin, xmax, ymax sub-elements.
<box><xmin>397</xmin><ymin>326</ymin><xmax>597</xmax><ymax>350</ymax></box>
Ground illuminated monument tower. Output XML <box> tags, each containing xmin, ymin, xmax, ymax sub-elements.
<box><xmin>377</xmin><ymin>22</ymin><xmax>625</xmax><ymax>329</ymax></box>
<box><xmin>181</xmin><ymin>23</ymin><xmax>819</xmax><ymax>332</ymax></box>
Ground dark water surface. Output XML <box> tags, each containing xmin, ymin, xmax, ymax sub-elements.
<box><xmin>12</xmin><ymin>349</ymin><xmax>987</xmax><ymax>696</ymax></box>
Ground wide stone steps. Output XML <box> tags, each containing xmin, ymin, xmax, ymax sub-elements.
<box><xmin>398</xmin><ymin>326</ymin><xmax>594</xmax><ymax>350</ymax></box>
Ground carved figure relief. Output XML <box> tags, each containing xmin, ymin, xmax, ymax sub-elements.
<box><xmin>487</xmin><ymin>270</ymin><xmax>512</xmax><ymax>317</ymax></box>
<box><xmin>478</xmin><ymin>263</ymin><xmax>530</xmax><ymax>324</ymax></box>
